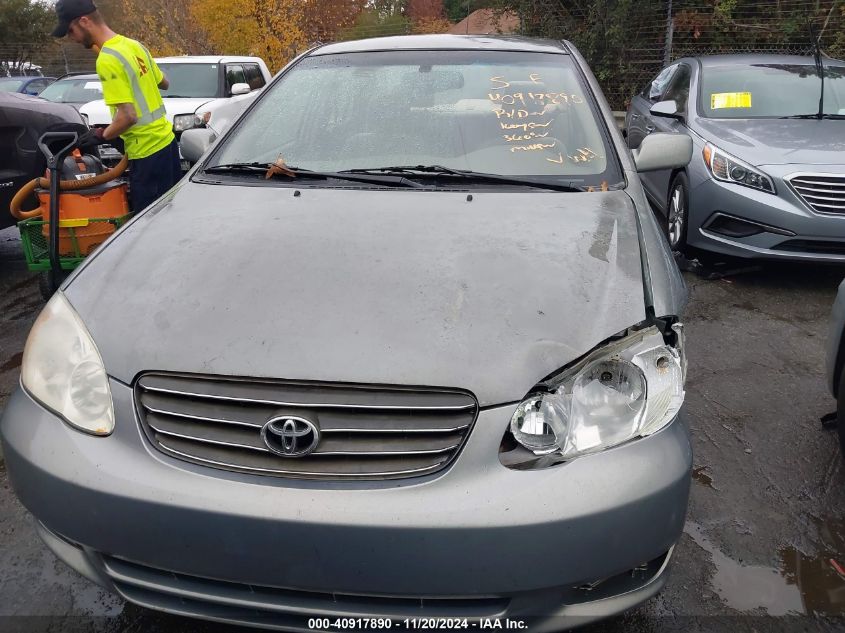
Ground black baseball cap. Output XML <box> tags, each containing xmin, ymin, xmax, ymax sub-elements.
<box><xmin>52</xmin><ymin>0</ymin><xmax>98</xmax><ymax>38</ymax></box>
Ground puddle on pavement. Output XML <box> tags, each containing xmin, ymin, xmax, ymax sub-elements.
<box><xmin>692</xmin><ymin>466</ymin><xmax>715</xmax><ymax>489</ymax></box>
<box><xmin>0</xmin><ymin>352</ymin><xmax>22</xmax><ymax>373</ymax></box>
<box><xmin>686</xmin><ymin>517</ymin><xmax>845</xmax><ymax>616</ymax></box>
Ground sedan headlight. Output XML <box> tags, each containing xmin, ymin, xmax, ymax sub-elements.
<box><xmin>506</xmin><ymin>324</ymin><xmax>685</xmax><ymax>463</ymax></box>
<box><xmin>173</xmin><ymin>113</ymin><xmax>199</xmax><ymax>133</ymax></box>
<box><xmin>21</xmin><ymin>292</ymin><xmax>114</xmax><ymax>436</ymax></box>
<box><xmin>703</xmin><ymin>143</ymin><xmax>775</xmax><ymax>193</ymax></box>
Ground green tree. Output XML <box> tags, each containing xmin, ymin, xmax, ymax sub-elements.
<box><xmin>444</xmin><ymin>0</ymin><xmax>494</xmax><ymax>22</ymax></box>
<box><xmin>0</xmin><ymin>0</ymin><xmax>54</xmax><ymax>73</ymax></box>
<box><xmin>342</xmin><ymin>5</ymin><xmax>412</xmax><ymax>40</ymax></box>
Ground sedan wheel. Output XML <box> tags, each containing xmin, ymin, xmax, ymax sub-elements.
<box><xmin>666</xmin><ymin>173</ymin><xmax>689</xmax><ymax>251</ymax></box>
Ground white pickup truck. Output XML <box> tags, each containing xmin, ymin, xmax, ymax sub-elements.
<box><xmin>81</xmin><ymin>55</ymin><xmax>272</xmax><ymax>166</ymax></box>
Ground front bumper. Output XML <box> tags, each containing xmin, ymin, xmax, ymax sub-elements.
<box><xmin>1</xmin><ymin>379</ymin><xmax>692</xmax><ymax>630</ymax></box>
<box><xmin>687</xmin><ymin>164</ymin><xmax>845</xmax><ymax>262</ymax></box>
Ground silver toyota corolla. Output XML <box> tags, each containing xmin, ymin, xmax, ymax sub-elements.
<box><xmin>1</xmin><ymin>35</ymin><xmax>693</xmax><ymax>630</ymax></box>
<box><xmin>626</xmin><ymin>54</ymin><xmax>845</xmax><ymax>261</ymax></box>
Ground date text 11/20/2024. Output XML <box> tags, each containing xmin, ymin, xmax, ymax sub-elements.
<box><xmin>307</xmin><ymin>619</ymin><xmax>529</xmax><ymax>630</ymax></box>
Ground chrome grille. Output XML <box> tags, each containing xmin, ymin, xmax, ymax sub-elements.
<box><xmin>135</xmin><ymin>374</ymin><xmax>477</xmax><ymax>480</ymax></box>
<box><xmin>787</xmin><ymin>173</ymin><xmax>845</xmax><ymax>214</ymax></box>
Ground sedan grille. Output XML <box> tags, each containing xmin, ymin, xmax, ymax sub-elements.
<box><xmin>786</xmin><ymin>173</ymin><xmax>845</xmax><ymax>214</ymax></box>
<box><xmin>101</xmin><ymin>555</ymin><xmax>509</xmax><ymax>623</ymax></box>
<box><xmin>134</xmin><ymin>374</ymin><xmax>477</xmax><ymax>481</ymax></box>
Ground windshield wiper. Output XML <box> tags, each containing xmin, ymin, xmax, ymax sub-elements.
<box><xmin>344</xmin><ymin>165</ymin><xmax>586</xmax><ymax>192</ymax></box>
<box><xmin>203</xmin><ymin>162</ymin><xmax>268</xmax><ymax>173</ymax></box>
<box><xmin>202</xmin><ymin>162</ymin><xmax>423</xmax><ymax>188</ymax></box>
<box><xmin>779</xmin><ymin>113</ymin><xmax>845</xmax><ymax>119</ymax></box>
<box><xmin>162</xmin><ymin>95</ymin><xmax>193</xmax><ymax>98</ymax></box>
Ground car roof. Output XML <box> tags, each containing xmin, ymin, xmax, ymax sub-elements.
<box><xmin>155</xmin><ymin>55</ymin><xmax>265</xmax><ymax>64</ymax></box>
<box><xmin>0</xmin><ymin>76</ymin><xmax>50</xmax><ymax>83</ymax></box>
<box><xmin>56</xmin><ymin>72</ymin><xmax>98</xmax><ymax>80</ymax></box>
<box><xmin>312</xmin><ymin>34</ymin><xmax>569</xmax><ymax>56</ymax></box>
<box><xmin>56</xmin><ymin>73</ymin><xmax>99</xmax><ymax>81</ymax></box>
<box><xmin>692</xmin><ymin>53</ymin><xmax>845</xmax><ymax>67</ymax></box>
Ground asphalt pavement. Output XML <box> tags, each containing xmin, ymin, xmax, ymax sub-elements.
<box><xmin>0</xmin><ymin>224</ymin><xmax>843</xmax><ymax>633</ymax></box>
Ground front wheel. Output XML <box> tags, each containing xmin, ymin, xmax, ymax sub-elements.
<box><xmin>666</xmin><ymin>173</ymin><xmax>689</xmax><ymax>252</ymax></box>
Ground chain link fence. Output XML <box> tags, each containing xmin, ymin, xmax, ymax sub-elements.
<box><xmin>4</xmin><ymin>0</ymin><xmax>842</xmax><ymax>109</ymax></box>
<box><xmin>0</xmin><ymin>42</ymin><xmax>96</xmax><ymax>78</ymax></box>
<box><xmin>515</xmin><ymin>0</ymin><xmax>844</xmax><ymax>109</ymax></box>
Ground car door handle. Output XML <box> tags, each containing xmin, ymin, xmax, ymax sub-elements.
<box><xmin>631</xmin><ymin>113</ymin><xmax>641</xmax><ymax>120</ymax></box>
<box><xmin>646</xmin><ymin>125</ymin><xmax>655</xmax><ymax>133</ymax></box>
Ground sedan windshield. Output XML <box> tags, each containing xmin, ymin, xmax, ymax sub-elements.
<box><xmin>39</xmin><ymin>77</ymin><xmax>102</xmax><ymax>104</ymax></box>
<box><xmin>0</xmin><ymin>79</ymin><xmax>24</xmax><ymax>92</ymax></box>
<box><xmin>158</xmin><ymin>63</ymin><xmax>219</xmax><ymax>98</ymax></box>
<box><xmin>209</xmin><ymin>50</ymin><xmax>621</xmax><ymax>188</ymax></box>
<box><xmin>700</xmin><ymin>62</ymin><xmax>845</xmax><ymax>118</ymax></box>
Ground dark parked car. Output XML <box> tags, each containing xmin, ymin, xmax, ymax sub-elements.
<box><xmin>626</xmin><ymin>54</ymin><xmax>845</xmax><ymax>261</ymax></box>
<box><xmin>3</xmin><ymin>35</ymin><xmax>694</xmax><ymax>630</ymax></box>
<box><xmin>0</xmin><ymin>75</ymin><xmax>55</xmax><ymax>96</ymax></box>
<box><xmin>0</xmin><ymin>93</ymin><xmax>86</xmax><ymax>230</ymax></box>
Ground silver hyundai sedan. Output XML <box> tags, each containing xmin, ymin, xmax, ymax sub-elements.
<box><xmin>626</xmin><ymin>54</ymin><xmax>845</xmax><ymax>261</ymax></box>
<box><xmin>1</xmin><ymin>35</ymin><xmax>693</xmax><ymax>630</ymax></box>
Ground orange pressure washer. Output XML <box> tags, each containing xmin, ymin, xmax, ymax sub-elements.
<box><xmin>9</xmin><ymin>131</ymin><xmax>129</xmax><ymax>297</ymax></box>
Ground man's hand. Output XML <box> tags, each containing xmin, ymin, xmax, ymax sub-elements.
<box><xmin>93</xmin><ymin>127</ymin><xmax>106</xmax><ymax>142</ymax></box>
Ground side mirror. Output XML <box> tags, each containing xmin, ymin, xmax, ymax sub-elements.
<box><xmin>180</xmin><ymin>127</ymin><xmax>217</xmax><ymax>164</ymax></box>
<box><xmin>650</xmin><ymin>100</ymin><xmax>684</xmax><ymax>121</ymax></box>
<box><xmin>230</xmin><ymin>83</ymin><xmax>251</xmax><ymax>96</ymax></box>
<box><xmin>633</xmin><ymin>133</ymin><xmax>693</xmax><ymax>173</ymax></box>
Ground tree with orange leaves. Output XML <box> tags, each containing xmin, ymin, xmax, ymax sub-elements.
<box><xmin>407</xmin><ymin>0</ymin><xmax>445</xmax><ymax>21</ymax></box>
<box><xmin>303</xmin><ymin>0</ymin><xmax>368</xmax><ymax>42</ymax></box>
<box><xmin>190</xmin><ymin>0</ymin><xmax>308</xmax><ymax>71</ymax></box>
<box><xmin>407</xmin><ymin>0</ymin><xmax>452</xmax><ymax>33</ymax></box>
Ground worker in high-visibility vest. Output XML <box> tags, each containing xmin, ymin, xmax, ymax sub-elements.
<box><xmin>52</xmin><ymin>0</ymin><xmax>181</xmax><ymax>213</ymax></box>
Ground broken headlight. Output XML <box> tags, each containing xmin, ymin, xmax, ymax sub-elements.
<box><xmin>504</xmin><ymin>324</ymin><xmax>685</xmax><ymax>464</ymax></box>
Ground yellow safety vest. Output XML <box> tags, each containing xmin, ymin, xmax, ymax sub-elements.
<box><xmin>96</xmin><ymin>35</ymin><xmax>174</xmax><ymax>160</ymax></box>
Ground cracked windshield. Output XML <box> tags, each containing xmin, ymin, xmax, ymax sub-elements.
<box><xmin>211</xmin><ymin>50</ymin><xmax>619</xmax><ymax>187</ymax></box>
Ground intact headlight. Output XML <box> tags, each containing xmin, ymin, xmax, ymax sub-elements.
<box><xmin>21</xmin><ymin>292</ymin><xmax>114</xmax><ymax>436</ymax></box>
<box><xmin>506</xmin><ymin>324</ymin><xmax>685</xmax><ymax>463</ymax></box>
<box><xmin>703</xmin><ymin>143</ymin><xmax>775</xmax><ymax>194</ymax></box>
<box><xmin>173</xmin><ymin>113</ymin><xmax>198</xmax><ymax>133</ymax></box>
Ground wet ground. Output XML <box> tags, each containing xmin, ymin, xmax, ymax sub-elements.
<box><xmin>0</xmin><ymin>224</ymin><xmax>844</xmax><ymax>633</ymax></box>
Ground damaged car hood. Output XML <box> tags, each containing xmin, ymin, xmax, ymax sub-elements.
<box><xmin>64</xmin><ymin>184</ymin><xmax>647</xmax><ymax>406</ymax></box>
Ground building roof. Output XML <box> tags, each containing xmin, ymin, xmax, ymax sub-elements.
<box><xmin>447</xmin><ymin>9</ymin><xmax>520</xmax><ymax>35</ymax></box>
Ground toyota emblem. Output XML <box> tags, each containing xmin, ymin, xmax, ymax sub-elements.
<box><xmin>261</xmin><ymin>416</ymin><xmax>320</xmax><ymax>457</ymax></box>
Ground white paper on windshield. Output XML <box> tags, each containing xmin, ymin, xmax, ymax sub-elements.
<box><xmin>84</xmin><ymin>82</ymin><xmax>102</xmax><ymax>91</ymax></box>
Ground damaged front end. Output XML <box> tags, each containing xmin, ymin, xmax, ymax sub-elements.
<box><xmin>500</xmin><ymin>318</ymin><xmax>686</xmax><ymax>469</ymax></box>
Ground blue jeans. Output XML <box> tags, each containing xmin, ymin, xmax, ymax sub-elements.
<box><xmin>128</xmin><ymin>139</ymin><xmax>182</xmax><ymax>213</ymax></box>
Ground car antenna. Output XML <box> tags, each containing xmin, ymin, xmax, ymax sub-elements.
<box><xmin>809</xmin><ymin>18</ymin><xmax>824</xmax><ymax>120</ymax></box>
